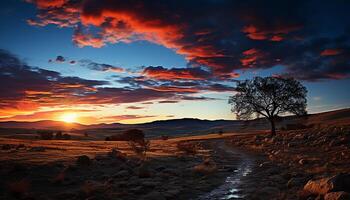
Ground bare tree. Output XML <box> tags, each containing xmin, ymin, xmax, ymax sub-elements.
<box><xmin>229</xmin><ymin>76</ymin><xmax>307</xmax><ymax>136</ymax></box>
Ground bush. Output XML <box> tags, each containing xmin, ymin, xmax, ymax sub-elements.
<box><xmin>62</xmin><ymin>133</ymin><xmax>71</xmax><ymax>140</ymax></box>
<box><xmin>37</xmin><ymin>130</ymin><xmax>53</xmax><ymax>140</ymax></box>
<box><xmin>128</xmin><ymin>139</ymin><xmax>150</xmax><ymax>161</ymax></box>
<box><xmin>107</xmin><ymin>129</ymin><xmax>145</xmax><ymax>142</ymax></box>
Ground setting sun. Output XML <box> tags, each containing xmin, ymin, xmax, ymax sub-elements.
<box><xmin>60</xmin><ymin>113</ymin><xmax>77</xmax><ymax>123</ymax></box>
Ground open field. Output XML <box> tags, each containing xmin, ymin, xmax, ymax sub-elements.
<box><xmin>1</xmin><ymin>109</ymin><xmax>350</xmax><ymax>199</ymax></box>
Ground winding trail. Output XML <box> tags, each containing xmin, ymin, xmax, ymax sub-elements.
<box><xmin>198</xmin><ymin>140</ymin><xmax>256</xmax><ymax>200</ymax></box>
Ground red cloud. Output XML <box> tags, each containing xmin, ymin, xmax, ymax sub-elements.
<box><xmin>26</xmin><ymin>0</ymin><xmax>67</xmax><ymax>9</ymax></box>
<box><xmin>242</xmin><ymin>24</ymin><xmax>301</xmax><ymax>41</ymax></box>
<box><xmin>142</xmin><ymin>66</ymin><xmax>211</xmax><ymax>80</ymax></box>
<box><xmin>320</xmin><ymin>49</ymin><xmax>342</xmax><ymax>56</ymax></box>
<box><xmin>240</xmin><ymin>48</ymin><xmax>264</xmax><ymax>67</ymax></box>
<box><xmin>147</xmin><ymin>86</ymin><xmax>199</xmax><ymax>93</ymax></box>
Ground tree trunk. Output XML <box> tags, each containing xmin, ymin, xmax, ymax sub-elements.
<box><xmin>269</xmin><ymin>118</ymin><xmax>276</xmax><ymax>137</ymax></box>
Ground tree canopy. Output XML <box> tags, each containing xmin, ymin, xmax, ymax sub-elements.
<box><xmin>229</xmin><ymin>76</ymin><xmax>307</xmax><ymax>135</ymax></box>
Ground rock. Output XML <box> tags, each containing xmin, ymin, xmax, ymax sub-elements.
<box><xmin>113</xmin><ymin>170</ymin><xmax>129</xmax><ymax>178</ymax></box>
<box><xmin>299</xmin><ymin>158</ymin><xmax>309</xmax><ymax>165</ymax></box>
<box><xmin>287</xmin><ymin>177</ymin><xmax>307</xmax><ymax>188</ymax></box>
<box><xmin>257</xmin><ymin>187</ymin><xmax>280</xmax><ymax>198</ymax></box>
<box><xmin>76</xmin><ymin>155</ymin><xmax>91</xmax><ymax>166</ymax></box>
<box><xmin>143</xmin><ymin>191</ymin><xmax>165</xmax><ymax>200</ymax></box>
<box><xmin>141</xmin><ymin>180</ymin><xmax>159</xmax><ymax>188</ymax></box>
<box><xmin>137</xmin><ymin>164</ymin><xmax>152</xmax><ymax>178</ymax></box>
<box><xmin>81</xmin><ymin>180</ymin><xmax>105</xmax><ymax>195</ymax></box>
<box><xmin>324</xmin><ymin>191</ymin><xmax>350</xmax><ymax>200</ymax></box>
<box><xmin>303</xmin><ymin>173</ymin><xmax>350</xmax><ymax>195</ymax></box>
<box><xmin>164</xmin><ymin>189</ymin><xmax>181</xmax><ymax>199</ymax></box>
<box><xmin>29</xmin><ymin>146</ymin><xmax>46</xmax><ymax>152</ymax></box>
<box><xmin>129</xmin><ymin>185</ymin><xmax>145</xmax><ymax>194</ymax></box>
<box><xmin>324</xmin><ymin>192</ymin><xmax>350</xmax><ymax>200</ymax></box>
<box><xmin>1</xmin><ymin>144</ymin><xmax>12</xmax><ymax>150</ymax></box>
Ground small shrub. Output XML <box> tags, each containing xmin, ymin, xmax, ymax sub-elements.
<box><xmin>128</xmin><ymin>139</ymin><xmax>150</xmax><ymax>161</ymax></box>
<box><xmin>37</xmin><ymin>130</ymin><xmax>54</xmax><ymax>140</ymax></box>
<box><xmin>107</xmin><ymin>129</ymin><xmax>145</xmax><ymax>142</ymax></box>
<box><xmin>62</xmin><ymin>133</ymin><xmax>71</xmax><ymax>140</ymax></box>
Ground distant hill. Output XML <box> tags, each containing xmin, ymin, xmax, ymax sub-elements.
<box><xmin>0</xmin><ymin>108</ymin><xmax>349</xmax><ymax>139</ymax></box>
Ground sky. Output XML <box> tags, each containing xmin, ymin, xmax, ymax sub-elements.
<box><xmin>0</xmin><ymin>0</ymin><xmax>349</xmax><ymax>124</ymax></box>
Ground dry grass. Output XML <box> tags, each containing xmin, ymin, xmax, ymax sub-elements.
<box><xmin>193</xmin><ymin>158</ymin><xmax>217</xmax><ymax>175</ymax></box>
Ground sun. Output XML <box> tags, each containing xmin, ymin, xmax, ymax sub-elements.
<box><xmin>60</xmin><ymin>113</ymin><xmax>77</xmax><ymax>123</ymax></box>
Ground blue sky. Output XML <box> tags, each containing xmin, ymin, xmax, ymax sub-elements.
<box><xmin>0</xmin><ymin>0</ymin><xmax>349</xmax><ymax>124</ymax></box>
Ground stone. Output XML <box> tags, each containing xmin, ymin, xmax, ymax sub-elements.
<box><xmin>137</xmin><ymin>164</ymin><xmax>152</xmax><ymax>178</ymax></box>
<box><xmin>143</xmin><ymin>191</ymin><xmax>165</xmax><ymax>200</ymax></box>
<box><xmin>303</xmin><ymin>173</ymin><xmax>350</xmax><ymax>195</ymax></box>
<box><xmin>257</xmin><ymin>187</ymin><xmax>280</xmax><ymax>198</ymax></box>
<box><xmin>76</xmin><ymin>155</ymin><xmax>91</xmax><ymax>166</ymax></box>
<box><xmin>287</xmin><ymin>177</ymin><xmax>307</xmax><ymax>188</ymax></box>
<box><xmin>113</xmin><ymin>170</ymin><xmax>129</xmax><ymax>178</ymax></box>
<box><xmin>324</xmin><ymin>192</ymin><xmax>350</xmax><ymax>200</ymax></box>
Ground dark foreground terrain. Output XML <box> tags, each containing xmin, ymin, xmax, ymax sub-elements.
<box><xmin>0</xmin><ymin>109</ymin><xmax>350</xmax><ymax>199</ymax></box>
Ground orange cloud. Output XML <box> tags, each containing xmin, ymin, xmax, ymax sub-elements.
<box><xmin>242</xmin><ymin>24</ymin><xmax>301</xmax><ymax>41</ymax></box>
<box><xmin>320</xmin><ymin>49</ymin><xmax>342</xmax><ymax>56</ymax></box>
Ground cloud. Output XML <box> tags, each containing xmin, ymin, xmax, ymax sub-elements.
<box><xmin>55</xmin><ymin>55</ymin><xmax>65</xmax><ymax>63</ymax></box>
<box><xmin>126</xmin><ymin>106</ymin><xmax>144</xmax><ymax>110</ymax></box>
<box><xmin>0</xmin><ymin>109</ymin><xmax>96</xmax><ymax>122</ymax></box>
<box><xmin>2</xmin><ymin>49</ymin><xmax>208</xmax><ymax>117</ymax></box>
<box><xmin>142</xmin><ymin>66</ymin><xmax>212</xmax><ymax>80</ymax></box>
<box><xmin>320</xmin><ymin>49</ymin><xmax>342</xmax><ymax>56</ymax></box>
<box><xmin>158</xmin><ymin>100</ymin><xmax>179</xmax><ymax>104</ymax></box>
<box><xmin>27</xmin><ymin>0</ymin><xmax>350</xmax><ymax>81</ymax></box>
<box><xmin>100</xmin><ymin>114</ymin><xmax>156</xmax><ymax>122</ymax></box>
<box><xmin>79</xmin><ymin>59</ymin><xmax>124</xmax><ymax>72</ymax></box>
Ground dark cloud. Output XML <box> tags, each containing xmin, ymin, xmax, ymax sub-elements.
<box><xmin>79</xmin><ymin>59</ymin><xmax>124</xmax><ymax>72</ymax></box>
<box><xmin>27</xmin><ymin>0</ymin><xmax>350</xmax><ymax>81</ymax></box>
<box><xmin>55</xmin><ymin>55</ymin><xmax>65</xmax><ymax>63</ymax></box>
<box><xmin>2</xmin><ymin>49</ymin><xmax>208</xmax><ymax>113</ymax></box>
<box><xmin>142</xmin><ymin>66</ymin><xmax>212</xmax><ymax>80</ymax></box>
<box><xmin>158</xmin><ymin>100</ymin><xmax>179</xmax><ymax>104</ymax></box>
<box><xmin>126</xmin><ymin>106</ymin><xmax>144</xmax><ymax>110</ymax></box>
<box><xmin>0</xmin><ymin>49</ymin><xmax>108</xmax><ymax>110</ymax></box>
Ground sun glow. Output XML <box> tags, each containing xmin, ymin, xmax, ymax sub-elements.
<box><xmin>60</xmin><ymin>113</ymin><xmax>77</xmax><ymax>123</ymax></box>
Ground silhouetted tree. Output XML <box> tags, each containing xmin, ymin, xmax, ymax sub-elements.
<box><xmin>229</xmin><ymin>76</ymin><xmax>307</xmax><ymax>136</ymax></box>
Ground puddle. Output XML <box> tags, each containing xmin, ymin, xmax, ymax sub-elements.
<box><xmin>197</xmin><ymin>145</ymin><xmax>254</xmax><ymax>200</ymax></box>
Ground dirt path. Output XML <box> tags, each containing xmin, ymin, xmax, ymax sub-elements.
<box><xmin>197</xmin><ymin>140</ymin><xmax>260</xmax><ymax>200</ymax></box>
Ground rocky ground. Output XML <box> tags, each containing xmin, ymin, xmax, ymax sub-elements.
<box><xmin>0</xmin><ymin>138</ymin><xmax>241</xmax><ymax>200</ymax></box>
<box><xmin>229</xmin><ymin>125</ymin><xmax>350</xmax><ymax>200</ymax></box>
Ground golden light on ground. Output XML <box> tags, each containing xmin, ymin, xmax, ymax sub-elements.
<box><xmin>60</xmin><ymin>113</ymin><xmax>77</xmax><ymax>123</ymax></box>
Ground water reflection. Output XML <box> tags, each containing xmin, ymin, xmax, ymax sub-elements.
<box><xmin>197</xmin><ymin>146</ymin><xmax>254</xmax><ymax>200</ymax></box>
